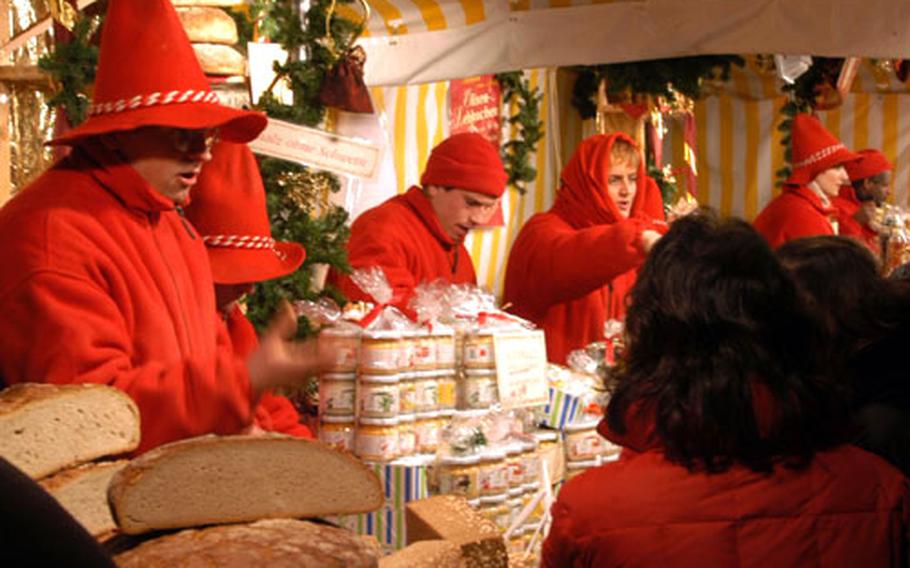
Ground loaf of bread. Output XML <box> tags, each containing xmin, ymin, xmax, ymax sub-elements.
<box><xmin>39</xmin><ymin>460</ymin><xmax>127</xmax><ymax>540</ymax></box>
<box><xmin>108</xmin><ymin>434</ymin><xmax>383</xmax><ymax>534</ymax></box>
<box><xmin>176</xmin><ymin>7</ymin><xmax>238</xmax><ymax>44</ymax></box>
<box><xmin>0</xmin><ymin>383</ymin><xmax>140</xmax><ymax>479</ymax></box>
<box><xmin>114</xmin><ymin>518</ymin><xmax>381</xmax><ymax>567</ymax></box>
<box><xmin>379</xmin><ymin>540</ymin><xmax>465</xmax><ymax>568</ymax></box>
<box><xmin>191</xmin><ymin>43</ymin><xmax>245</xmax><ymax>76</ymax></box>
<box><xmin>406</xmin><ymin>495</ymin><xmax>507</xmax><ymax>568</ymax></box>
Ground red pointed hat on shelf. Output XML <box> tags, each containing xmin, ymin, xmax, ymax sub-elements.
<box><xmin>183</xmin><ymin>142</ymin><xmax>305</xmax><ymax>285</ymax></box>
<box><xmin>49</xmin><ymin>0</ymin><xmax>266</xmax><ymax>146</ymax></box>
<box><xmin>786</xmin><ymin>113</ymin><xmax>860</xmax><ymax>185</ymax></box>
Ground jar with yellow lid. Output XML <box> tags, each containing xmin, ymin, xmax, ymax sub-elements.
<box><xmin>563</xmin><ymin>420</ymin><xmax>604</xmax><ymax>461</ymax></box>
<box><xmin>436</xmin><ymin>454</ymin><xmax>481</xmax><ymax>499</ymax></box>
<box><xmin>413</xmin><ymin>371</ymin><xmax>440</xmax><ymax>413</ymax></box>
<box><xmin>398</xmin><ymin>372</ymin><xmax>418</xmax><ymax>415</ymax></box>
<box><xmin>460</xmin><ymin>369</ymin><xmax>498</xmax><ymax>410</ymax></box>
<box><xmin>478</xmin><ymin>448</ymin><xmax>509</xmax><ymax>496</ymax></box>
<box><xmin>463</xmin><ymin>331</ymin><xmax>495</xmax><ymax>368</ymax></box>
<box><xmin>397</xmin><ymin>413</ymin><xmax>416</xmax><ymax>456</ymax></box>
<box><xmin>319</xmin><ymin>325</ymin><xmax>361</xmax><ymax>373</ymax></box>
<box><xmin>436</xmin><ymin>372</ymin><xmax>457</xmax><ymax>414</ymax></box>
<box><xmin>359</xmin><ymin>330</ymin><xmax>405</xmax><ymax>374</ymax></box>
<box><xmin>414</xmin><ymin>411</ymin><xmax>441</xmax><ymax>454</ymax></box>
<box><xmin>318</xmin><ymin>373</ymin><xmax>356</xmax><ymax>417</ymax></box>
<box><xmin>357</xmin><ymin>374</ymin><xmax>400</xmax><ymax>419</ymax></box>
<box><xmin>318</xmin><ymin>415</ymin><xmax>355</xmax><ymax>452</ymax></box>
<box><xmin>354</xmin><ymin>417</ymin><xmax>399</xmax><ymax>461</ymax></box>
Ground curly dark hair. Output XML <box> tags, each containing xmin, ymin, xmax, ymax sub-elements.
<box><xmin>607</xmin><ymin>212</ymin><xmax>849</xmax><ymax>473</ymax></box>
<box><xmin>778</xmin><ymin>236</ymin><xmax>910</xmax><ymax>356</ymax></box>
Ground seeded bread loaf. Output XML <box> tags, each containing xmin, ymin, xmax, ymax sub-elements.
<box><xmin>39</xmin><ymin>460</ymin><xmax>128</xmax><ymax>540</ymax></box>
<box><xmin>0</xmin><ymin>383</ymin><xmax>140</xmax><ymax>479</ymax></box>
<box><xmin>191</xmin><ymin>43</ymin><xmax>245</xmax><ymax>76</ymax></box>
<box><xmin>176</xmin><ymin>7</ymin><xmax>238</xmax><ymax>44</ymax></box>
<box><xmin>114</xmin><ymin>518</ymin><xmax>381</xmax><ymax>567</ymax></box>
<box><xmin>108</xmin><ymin>434</ymin><xmax>383</xmax><ymax>534</ymax></box>
<box><xmin>406</xmin><ymin>495</ymin><xmax>507</xmax><ymax>568</ymax></box>
<box><xmin>379</xmin><ymin>540</ymin><xmax>465</xmax><ymax>568</ymax></box>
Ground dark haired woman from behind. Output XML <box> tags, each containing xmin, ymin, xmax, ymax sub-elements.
<box><xmin>778</xmin><ymin>235</ymin><xmax>910</xmax><ymax>476</ymax></box>
<box><xmin>542</xmin><ymin>212</ymin><xmax>909</xmax><ymax>568</ymax></box>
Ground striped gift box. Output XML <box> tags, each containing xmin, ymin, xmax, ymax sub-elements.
<box><xmin>542</xmin><ymin>387</ymin><xmax>583</xmax><ymax>430</ymax></box>
<box><xmin>330</xmin><ymin>459</ymin><xmax>430</xmax><ymax>552</ymax></box>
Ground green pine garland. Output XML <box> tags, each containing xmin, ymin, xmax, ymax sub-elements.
<box><xmin>495</xmin><ymin>72</ymin><xmax>544</xmax><ymax>194</ymax></box>
<box><xmin>37</xmin><ymin>14</ymin><xmax>102</xmax><ymax>127</ymax></box>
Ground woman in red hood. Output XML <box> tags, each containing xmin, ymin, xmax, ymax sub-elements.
<box><xmin>542</xmin><ymin>212</ymin><xmax>909</xmax><ymax>567</ymax></box>
<box><xmin>503</xmin><ymin>133</ymin><xmax>666</xmax><ymax>363</ymax></box>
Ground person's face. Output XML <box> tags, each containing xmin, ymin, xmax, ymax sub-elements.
<box><xmin>813</xmin><ymin>165</ymin><xmax>849</xmax><ymax>198</ymax></box>
<box><xmin>607</xmin><ymin>159</ymin><xmax>638</xmax><ymax>218</ymax></box>
<box><xmin>858</xmin><ymin>172</ymin><xmax>892</xmax><ymax>205</ymax></box>
<box><xmin>425</xmin><ymin>186</ymin><xmax>499</xmax><ymax>242</ymax></box>
<box><xmin>215</xmin><ymin>282</ymin><xmax>254</xmax><ymax>314</ymax></box>
<box><xmin>103</xmin><ymin>126</ymin><xmax>219</xmax><ymax>205</ymax></box>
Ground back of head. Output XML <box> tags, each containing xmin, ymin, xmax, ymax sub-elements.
<box><xmin>778</xmin><ymin>236</ymin><xmax>905</xmax><ymax>353</ymax></box>
<box><xmin>609</xmin><ymin>212</ymin><xmax>848</xmax><ymax>472</ymax></box>
<box><xmin>419</xmin><ymin>132</ymin><xmax>507</xmax><ymax>198</ymax></box>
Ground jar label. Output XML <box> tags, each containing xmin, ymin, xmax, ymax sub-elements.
<box><xmin>464</xmin><ymin>339</ymin><xmax>495</xmax><ymax>365</ymax></box>
<box><xmin>358</xmin><ymin>384</ymin><xmax>400</xmax><ymax>417</ymax></box>
<box><xmin>319</xmin><ymin>381</ymin><xmax>356</xmax><ymax>415</ymax></box>
<box><xmin>319</xmin><ymin>428</ymin><xmax>354</xmax><ymax>452</ymax></box>
<box><xmin>567</xmin><ymin>432</ymin><xmax>604</xmax><ymax>460</ymax></box>
<box><xmin>438</xmin><ymin>470</ymin><xmax>478</xmax><ymax>498</ymax></box>
<box><xmin>355</xmin><ymin>429</ymin><xmax>399</xmax><ymax>461</ymax></box>
<box><xmin>360</xmin><ymin>341</ymin><xmax>404</xmax><ymax>372</ymax></box>
<box><xmin>437</xmin><ymin>379</ymin><xmax>456</xmax><ymax>409</ymax></box>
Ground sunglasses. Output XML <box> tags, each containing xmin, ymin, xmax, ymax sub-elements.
<box><xmin>167</xmin><ymin>127</ymin><xmax>220</xmax><ymax>155</ymax></box>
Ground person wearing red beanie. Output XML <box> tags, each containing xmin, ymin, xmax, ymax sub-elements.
<box><xmin>831</xmin><ymin>149</ymin><xmax>893</xmax><ymax>257</ymax></box>
<box><xmin>754</xmin><ymin>114</ymin><xmax>860</xmax><ymax>249</ymax></box>
<box><xmin>503</xmin><ymin>133</ymin><xmax>667</xmax><ymax>364</ymax></box>
<box><xmin>329</xmin><ymin>132</ymin><xmax>507</xmax><ymax>308</ymax></box>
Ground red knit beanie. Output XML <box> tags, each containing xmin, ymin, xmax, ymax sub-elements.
<box><xmin>844</xmin><ymin>149</ymin><xmax>893</xmax><ymax>181</ymax></box>
<box><xmin>420</xmin><ymin>132</ymin><xmax>508</xmax><ymax>198</ymax></box>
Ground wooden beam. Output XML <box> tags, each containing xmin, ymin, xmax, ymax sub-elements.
<box><xmin>0</xmin><ymin>64</ymin><xmax>50</xmax><ymax>86</ymax></box>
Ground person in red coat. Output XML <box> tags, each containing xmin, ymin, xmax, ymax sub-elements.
<box><xmin>0</xmin><ymin>0</ymin><xmax>318</xmax><ymax>454</ymax></box>
<box><xmin>329</xmin><ymin>132</ymin><xmax>507</xmax><ymax>308</ymax></box>
<box><xmin>183</xmin><ymin>142</ymin><xmax>313</xmax><ymax>438</ymax></box>
<box><xmin>543</xmin><ymin>213</ymin><xmax>910</xmax><ymax>567</ymax></box>
<box><xmin>754</xmin><ymin>113</ymin><xmax>860</xmax><ymax>248</ymax></box>
<box><xmin>832</xmin><ymin>148</ymin><xmax>893</xmax><ymax>257</ymax></box>
<box><xmin>502</xmin><ymin>133</ymin><xmax>666</xmax><ymax>363</ymax></box>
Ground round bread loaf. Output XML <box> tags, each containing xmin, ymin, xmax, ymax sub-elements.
<box><xmin>192</xmin><ymin>43</ymin><xmax>245</xmax><ymax>76</ymax></box>
<box><xmin>176</xmin><ymin>7</ymin><xmax>238</xmax><ymax>44</ymax></box>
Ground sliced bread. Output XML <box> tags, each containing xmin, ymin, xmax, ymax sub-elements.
<box><xmin>114</xmin><ymin>518</ymin><xmax>380</xmax><ymax>567</ymax></box>
<box><xmin>379</xmin><ymin>540</ymin><xmax>465</xmax><ymax>568</ymax></box>
<box><xmin>406</xmin><ymin>495</ymin><xmax>507</xmax><ymax>568</ymax></box>
<box><xmin>39</xmin><ymin>460</ymin><xmax>128</xmax><ymax>540</ymax></box>
<box><xmin>108</xmin><ymin>434</ymin><xmax>383</xmax><ymax>534</ymax></box>
<box><xmin>0</xmin><ymin>383</ymin><xmax>140</xmax><ymax>479</ymax></box>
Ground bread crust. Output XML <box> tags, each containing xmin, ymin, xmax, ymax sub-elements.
<box><xmin>176</xmin><ymin>7</ymin><xmax>238</xmax><ymax>44</ymax></box>
<box><xmin>191</xmin><ymin>43</ymin><xmax>245</xmax><ymax>76</ymax></box>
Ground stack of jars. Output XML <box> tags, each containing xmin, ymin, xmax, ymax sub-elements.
<box><xmin>316</xmin><ymin>324</ymin><xmax>361</xmax><ymax>453</ymax></box>
<box><xmin>459</xmin><ymin>330</ymin><xmax>499</xmax><ymax>410</ymax></box>
<box><xmin>354</xmin><ymin>329</ymin><xmax>405</xmax><ymax>462</ymax></box>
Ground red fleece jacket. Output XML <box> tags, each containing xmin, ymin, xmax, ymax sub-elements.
<box><xmin>543</xmin><ymin>405</ymin><xmax>910</xmax><ymax>567</ymax></box>
<box><xmin>832</xmin><ymin>186</ymin><xmax>880</xmax><ymax>256</ymax></box>
<box><xmin>329</xmin><ymin>186</ymin><xmax>476</xmax><ymax>308</ymax></box>
<box><xmin>753</xmin><ymin>185</ymin><xmax>837</xmax><ymax>249</ymax></box>
<box><xmin>224</xmin><ymin>306</ymin><xmax>312</xmax><ymax>438</ymax></box>
<box><xmin>0</xmin><ymin>142</ymin><xmax>254</xmax><ymax>454</ymax></box>
<box><xmin>502</xmin><ymin>134</ymin><xmax>665</xmax><ymax>363</ymax></box>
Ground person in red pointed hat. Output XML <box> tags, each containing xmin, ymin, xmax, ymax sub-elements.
<box><xmin>503</xmin><ymin>133</ymin><xmax>667</xmax><ymax>364</ymax></box>
<box><xmin>753</xmin><ymin>113</ymin><xmax>861</xmax><ymax>249</ymax></box>
<box><xmin>328</xmin><ymin>132</ymin><xmax>508</xmax><ymax>311</ymax></box>
<box><xmin>0</xmin><ymin>0</ymin><xmax>322</xmax><ymax>455</ymax></box>
<box><xmin>183</xmin><ymin>141</ymin><xmax>312</xmax><ymax>439</ymax></box>
<box><xmin>831</xmin><ymin>149</ymin><xmax>893</xmax><ymax>257</ymax></box>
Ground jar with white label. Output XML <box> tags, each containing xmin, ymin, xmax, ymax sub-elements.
<box><xmin>358</xmin><ymin>374</ymin><xmax>400</xmax><ymax>419</ymax></box>
<box><xmin>398</xmin><ymin>413</ymin><xmax>416</xmax><ymax>456</ymax></box>
<box><xmin>359</xmin><ymin>330</ymin><xmax>405</xmax><ymax>374</ymax></box>
<box><xmin>319</xmin><ymin>325</ymin><xmax>361</xmax><ymax>373</ymax></box>
<box><xmin>432</xmin><ymin>328</ymin><xmax>456</xmax><ymax>370</ymax></box>
<box><xmin>436</xmin><ymin>454</ymin><xmax>481</xmax><ymax>499</ymax></box>
<box><xmin>411</xmin><ymin>329</ymin><xmax>436</xmax><ymax>370</ymax></box>
<box><xmin>460</xmin><ymin>369</ymin><xmax>498</xmax><ymax>410</ymax></box>
<box><xmin>563</xmin><ymin>420</ymin><xmax>604</xmax><ymax>461</ymax></box>
<box><xmin>355</xmin><ymin>417</ymin><xmax>399</xmax><ymax>461</ymax></box>
<box><xmin>413</xmin><ymin>371</ymin><xmax>440</xmax><ymax>413</ymax></box>
<box><xmin>504</xmin><ymin>442</ymin><xmax>525</xmax><ymax>495</ymax></box>
<box><xmin>463</xmin><ymin>331</ymin><xmax>495</xmax><ymax>368</ymax></box>
<box><xmin>478</xmin><ymin>448</ymin><xmax>509</xmax><ymax>496</ymax></box>
<box><xmin>318</xmin><ymin>373</ymin><xmax>356</xmax><ymax>417</ymax></box>
<box><xmin>414</xmin><ymin>411</ymin><xmax>441</xmax><ymax>454</ymax></box>
<box><xmin>319</xmin><ymin>415</ymin><xmax>355</xmax><ymax>452</ymax></box>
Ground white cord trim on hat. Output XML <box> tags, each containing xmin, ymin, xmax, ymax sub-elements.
<box><xmin>88</xmin><ymin>90</ymin><xmax>221</xmax><ymax>117</ymax></box>
<box><xmin>203</xmin><ymin>235</ymin><xmax>288</xmax><ymax>261</ymax></box>
<box><xmin>792</xmin><ymin>143</ymin><xmax>847</xmax><ymax>170</ymax></box>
